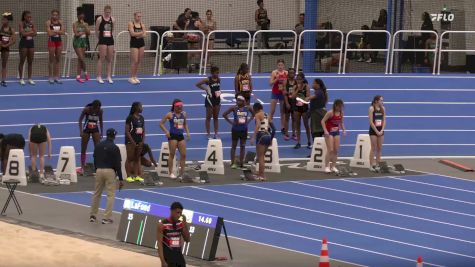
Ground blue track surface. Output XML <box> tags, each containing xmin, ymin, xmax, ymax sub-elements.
<box><xmin>0</xmin><ymin>74</ymin><xmax>474</xmax><ymax>164</ymax></box>
<box><xmin>42</xmin><ymin>174</ymin><xmax>475</xmax><ymax>267</ymax></box>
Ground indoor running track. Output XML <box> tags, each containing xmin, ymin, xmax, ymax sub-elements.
<box><xmin>42</xmin><ymin>174</ymin><xmax>475</xmax><ymax>267</ymax></box>
<box><xmin>1</xmin><ymin>74</ymin><xmax>475</xmax><ymax>166</ymax></box>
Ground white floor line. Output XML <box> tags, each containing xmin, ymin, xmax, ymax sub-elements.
<box><xmin>141</xmin><ymin>189</ymin><xmax>471</xmax><ymax>260</ymax></box>
<box><xmin>192</xmin><ymin>186</ymin><xmax>475</xmax><ymax>244</ymax></box>
<box><xmin>291</xmin><ymin>181</ymin><xmax>475</xmax><ymax>218</ymax></box>
<box><xmin>343</xmin><ymin>179</ymin><xmax>475</xmax><ymax>206</ymax></box>
<box><xmin>406</xmin><ymin>169</ymin><xmax>475</xmax><ymax>184</ymax></box>
<box><xmin>387</xmin><ymin>177</ymin><xmax>475</xmax><ymax>194</ymax></box>
<box><xmin>242</xmin><ymin>184</ymin><xmax>475</xmax><ymax>231</ymax></box>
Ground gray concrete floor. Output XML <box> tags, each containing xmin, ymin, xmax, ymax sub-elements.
<box><xmin>1</xmin><ymin>158</ymin><xmax>473</xmax><ymax>267</ymax></box>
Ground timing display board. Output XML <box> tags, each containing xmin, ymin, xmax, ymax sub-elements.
<box><xmin>117</xmin><ymin>198</ymin><xmax>223</xmax><ymax>261</ymax></box>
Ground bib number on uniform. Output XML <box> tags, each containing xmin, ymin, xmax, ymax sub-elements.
<box><xmin>104</xmin><ymin>31</ymin><xmax>112</xmax><ymax>37</ymax></box>
<box><xmin>375</xmin><ymin>120</ymin><xmax>383</xmax><ymax>127</ymax></box>
<box><xmin>87</xmin><ymin>122</ymin><xmax>97</xmax><ymax>129</ymax></box>
<box><xmin>242</xmin><ymin>84</ymin><xmax>249</xmax><ymax>91</ymax></box>
<box><xmin>215</xmin><ymin>90</ymin><xmax>222</xmax><ymax>98</ymax></box>
<box><xmin>136</xmin><ymin>127</ymin><xmax>143</xmax><ymax>135</ymax></box>
<box><xmin>26</xmin><ymin>36</ymin><xmax>32</xmax><ymax>40</ymax></box>
<box><xmin>1</xmin><ymin>36</ymin><xmax>9</xmax><ymax>43</ymax></box>
<box><xmin>331</xmin><ymin>127</ymin><xmax>339</xmax><ymax>132</ymax></box>
<box><xmin>238</xmin><ymin>117</ymin><xmax>246</xmax><ymax>124</ymax></box>
<box><xmin>278</xmin><ymin>80</ymin><xmax>284</xmax><ymax>91</ymax></box>
<box><xmin>170</xmin><ymin>237</ymin><xmax>180</xmax><ymax>247</ymax></box>
<box><xmin>296</xmin><ymin>101</ymin><xmax>304</xmax><ymax>107</ymax></box>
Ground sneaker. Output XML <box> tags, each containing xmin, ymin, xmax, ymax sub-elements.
<box><xmin>107</xmin><ymin>77</ymin><xmax>114</xmax><ymax>84</ymax></box>
<box><xmin>169</xmin><ymin>173</ymin><xmax>177</xmax><ymax>179</ymax></box>
<box><xmin>125</xmin><ymin>176</ymin><xmax>135</xmax><ymax>183</ymax></box>
<box><xmin>39</xmin><ymin>173</ymin><xmax>45</xmax><ymax>179</ymax></box>
<box><xmin>0</xmin><ymin>81</ymin><xmax>6</xmax><ymax>87</ymax></box>
<box><xmin>19</xmin><ymin>79</ymin><xmax>26</xmax><ymax>86</ymax></box>
<box><xmin>134</xmin><ymin>176</ymin><xmax>144</xmax><ymax>182</ymax></box>
<box><xmin>85</xmin><ymin>73</ymin><xmax>90</xmax><ymax>81</ymax></box>
<box><xmin>332</xmin><ymin>166</ymin><xmax>339</xmax><ymax>174</ymax></box>
<box><xmin>28</xmin><ymin>79</ymin><xmax>35</xmax><ymax>85</ymax></box>
<box><xmin>292</xmin><ymin>134</ymin><xmax>297</xmax><ymax>141</ymax></box>
<box><xmin>284</xmin><ymin>135</ymin><xmax>290</xmax><ymax>141</ymax></box>
<box><xmin>369</xmin><ymin>166</ymin><xmax>377</xmax><ymax>172</ymax></box>
<box><xmin>307</xmin><ymin>142</ymin><xmax>312</xmax><ymax>149</ymax></box>
<box><xmin>365</xmin><ymin>58</ymin><xmax>373</xmax><ymax>63</ymax></box>
<box><xmin>294</xmin><ymin>143</ymin><xmax>301</xmax><ymax>149</ymax></box>
<box><xmin>128</xmin><ymin>78</ymin><xmax>137</xmax><ymax>84</ymax></box>
<box><xmin>76</xmin><ymin>76</ymin><xmax>85</xmax><ymax>83</ymax></box>
<box><xmin>76</xmin><ymin>167</ymin><xmax>84</xmax><ymax>176</ymax></box>
<box><xmin>357</xmin><ymin>57</ymin><xmax>364</xmax><ymax>62</ymax></box>
<box><xmin>324</xmin><ymin>167</ymin><xmax>331</xmax><ymax>173</ymax></box>
<box><xmin>54</xmin><ymin>79</ymin><xmax>62</xmax><ymax>84</ymax></box>
<box><xmin>89</xmin><ymin>215</ymin><xmax>96</xmax><ymax>223</ymax></box>
<box><xmin>280</xmin><ymin>128</ymin><xmax>285</xmax><ymax>135</ymax></box>
<box><xmin>231</xmin><ymin>163</ymin><xmax>238</xmax><ymax>169</ymax></box>
<box><xmin>48</xmin><ymin>79</ymin><xmax>54</xmax><ymax>84</ymax></box>
<box><xmin>97</xmin><ymin>77</ymin><xmax>104</xmax><ymax>84</ymax></box>
<box><xmin>134</xmin><ymin>77</ymin><xmax>141</xmax><ymax>84</ymax></box>
<box><xmin>101</xmin><ymin>219</ymin><xmax>113</xmax><ymax>224</ymax></box>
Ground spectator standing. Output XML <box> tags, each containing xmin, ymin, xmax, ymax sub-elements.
<box><xmin>255</xmin><ymin>0</ymin><xmax>270</xmax><ymax>49</ymax></box>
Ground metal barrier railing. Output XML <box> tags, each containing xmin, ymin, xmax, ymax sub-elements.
<box><xmin>390</xmin><ymin>30</ymin><xmax>439</xmax><ymax>75</ymax></box>
<box><xmin>437</xmin><ymin>30</ymin><xmax>475</xmax><ymax>75</ymax></box>
<box><xmin>250</xmin><ymin>30</ymin><xmax>297</xmax><ymax>75</ymax></box>
<box><xmin>296</xmin><ymin>30</ymin><xmax>344</xmax><ymax>74</ymax></box>
<box><xmin>111</xmin><ymin>30</ymin><xmax>160</xmax><ymax>77</ymax></box>
<box><xmin>203</xmin><ymin>30</ymin><xmax>251</xmax><ymax>75</ymax></box>
<box><xmin>156</xmin><ymin>30</ymin><xmax>205</xmax><ymax>76</ymax></box>
<box><xmin>343</xmin><ymin>30</ymin><xmax>391</xmax><ymax>74</ymax></box>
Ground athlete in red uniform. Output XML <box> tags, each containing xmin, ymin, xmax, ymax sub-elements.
<box><xmin>321</xmin><ymin>99</ymin><xmax>346</xmax><ymax>173</ymax></box>
<box><xmin>269</xmin><ymin>59</ymin><xmax>288</xmax><ymax>136</ymax></box>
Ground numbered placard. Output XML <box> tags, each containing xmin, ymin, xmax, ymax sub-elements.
<box><xmin>256</xmin><ymin>138</ymin><xmax>281</xmax><ymax>173</ymax></box>
<box><xmin>306</xmin><ymin>137</ymin><xmax>328</xmax><ymax>172</ymax></box>
<box><xmin>116</xmin><ymin>144</ymin><xmax>127</xmax><ymax>180</ymax></box>
<box><xmin>156</xmin><ymin>142</ymin><xmax>178</xmax><ymax>177</ymax></box>
<box><xmin>3</xmin><ymin>149</ymin><xmax>27</xmax><ymax>186</ymax></box>
<box><xmin>350</xmin><ymin>134</ymin><xmax>371</xmax><ymax>169</ymax></box>
<box><xmin>203</xmin><ymin>139</ymin><xmax>224</xmax><ymax>175</ymax></box>
<box><xmin>56</xmin><ymin>146</ymin><xmax>77</xmax><ymax>183</ymax></box>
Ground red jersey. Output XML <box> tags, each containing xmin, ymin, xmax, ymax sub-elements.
<box><xmin>272</xmin><ymin>70</ymin><xmax>288</xmax><ymax>95</ymax></box>
<box><xmin>161</xmin><ymin>217</ymin><xmax>185</xmax><ymax>250</ymax></box>
<box><xmin>326</xmin><ymin>112</ymin><xmax>342</xmax><ymax>133</ymax></box>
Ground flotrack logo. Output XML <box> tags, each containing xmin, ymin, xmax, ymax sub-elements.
<box><xmin>431</xmin><ymin>13</ymin><xmax>454</xmax><ymax>22</ymax></box>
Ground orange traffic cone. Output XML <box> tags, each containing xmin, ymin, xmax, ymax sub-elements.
<box><xmin>416</xmin><ymin>256</ymin><xmax>423</xmax><ymax>267</ymax></box>
<box><xmin>319</xmin><ymin>238</ymin><xmax>330</xmax><ymax>267</ymax></box>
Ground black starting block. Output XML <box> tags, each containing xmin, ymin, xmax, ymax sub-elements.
<box><xmin>378</xmin><ymin>162</ymin><xmax>391</xmax><ymax>173</ymax></box>
<box><xmin>83</xmin><ymin>163</ymin><xmax>95</xmax><ymax>176</ymax></box>
<box><xmin>241</xmin><ymin>169</ymin><xmax>260</xmax><ymax>181</ymax></box>
<box><xmin>28</xmin><ymin>166</ymin><xmax>40</xmax><ymax>183</ymax></box>
<box><xmin>335</xmin><ymin>165</ymin><xmax>358</xmax><ymax>177</ymax></box>
<box><xmin>143</xmin><ymin>171</ymin><xmax>163</xmax><ymax>186</ymax></box>
<box><xmin>391</xmin><ymin>164</ymin><xmax>406</xmax><ymax>174</ymax></box>
<box><xmin>242</xmin><ymin>152</ymin><xmax>256</xmax><ymax>170</ymax></box>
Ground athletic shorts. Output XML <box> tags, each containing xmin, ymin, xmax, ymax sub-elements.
<box><xmin>130</xmin><ymin>39</ymin><xmax>145</xmax><ymax>49</ymax></box>
<box><xmin>48</xmin><ymin>40</ymin><xmax>62</xmax><ymax>48</ymax></box>
<box><xmin>237</xmin><ymin>91</ymin><xmax>251</xmax><ymax>103</ymax></box>
<box><xmin>98</xmin><ymin>37</ymin><xmax>114</xmax><ymax>46</ymax></box>
<box><xmin>294</xmin><ymin>104</ymin><xmax>309</xmax><ymax>114</ymax></box>
<box><xmin>369</xmin><ymin>126</ymin><xmax>384</xmax><ymax>136</ymax></box>
<box><xmin>328</xmin><ymin>131</ymin><xmax>340</xmax><ymax>137</ymax></box>
<box><xmin>257</xmin><ymin>132</ymin><xmax>272</xmax><ymax>146</ymax></box>
<box><xmin>73</xmin><ymin>37</ymin><xmax>87</xmax><ymax>49</ymax></box>
<box><xmin>30</xmin><ymin>132</ymin><xmax>47</xmax><ymax>144</ymax></box>
<box><xmin>231</xmin><ymin>129</ymin><xmax>248</xmax><ymax>141</ymax></box>
<box><xmin>83</xmin><ymin>128</ymin><xmax>100</xmax><ymax>135</ymax></box>
<box><xmin>168</xmin><ymin>133</ymin><xmax>185</xmax><ymax>142</ymax></box>
<box><xmin>271</xmin><ymin>93</ymin><xmax>284</xmax><ymax>101</ymax></box>
<box><xmin>19</xmin><ymin>39</ymin><xmax>34</xmax><ymax>49</ymax></box>
<box><xmin>205</xmin><ymin>97</ymin><xmax>221</xmax><ymax>108</ymax></box>
<box><xmin>163</xmin><ymin>247</ymin><xmax>186</xmax><ymax>267</ymax></box>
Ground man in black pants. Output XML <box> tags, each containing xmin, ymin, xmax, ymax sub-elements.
<box><xmin>0</xmin><ymin>133</ymin><xmax>26</xmax><ymax>174</ymax></box>
<box><xmin>157</xmin><ymin>202</ymin><xmax>190</xmax><ymax>267</ymax></box>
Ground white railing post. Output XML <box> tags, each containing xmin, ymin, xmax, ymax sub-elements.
<box><xmin>437</xmin><ymin>31</ymin><xmax>475</xmax><ymax>75</ymax></box>
<box><xmin>390</xmin><ymin>30</ymin><xmax>439</xmax><ymax>75</ymax></box>
<box><xmin>250</xmin><ymin>30</ymin><xmax>297</xmax><ymax>75</ymax></box>
<box><xmin>156</xmin><ymin>30</ymin><xmax>205</xmax><ymax>76</ymax></box>
<box><xmin>296</xmin><ymin>30</ymin><xmax>344</xmax><ymax>74</ymax></box>
<box><xmin>203</xmin><ymin>30</ymin><xmax>251</xmax><ymax>75</ymax></box>
<box><xmin>344</xmin><ymin>30</ymin><xmax>391</xmax><ymax>74</ymax></box>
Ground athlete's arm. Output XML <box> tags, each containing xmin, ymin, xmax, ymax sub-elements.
<box><xmin>183</xmin><ymin>112</ymin><xmax>191</xmax><ymax>141</ymax></box>
<box><xmin>8</xmin><ymin>27</ymin><xmax>16</xmax><ymax>46</ymax></box>
<box><xmin>78</xmin><ymin>109</ymin><xmax>86</xmax><ymax>136</ymax></box>
<box><xmin>99</xmin><ymin>109</ymin><xmax>104</xmax><ymax>138</ymax></box>
<box><xmin>222</xmin><ymin>107</ymin><xmax>234</xmax><ymax>125</ymax></box>
<box><xmin>72</xmin><ymin>22</ymin><xmax>80</xmax><ymax>37</ymax></box>
<box><xmin>45</xmin><ymin>20</ymin><xmax>54</xmax><ymax>37</ymax></box>
<box><xmin>234</xmin><ymin>75</ymin><xmax>240</xmax><ymax>95</ymax></box>
<box><xmin>58</xmin><ymin>20</ymin><xmax>65</xmax><ymax>35</ymax></box>
<box><xmin>305</xmin><ymin>84</ymin><xmax>311</xmax><ymax>100</ymax></box>
<box><xmin>128</xmin><ymin>22</ymin><xmax>139</xmax><ymax>37</ymax></box>
<box><xmin>157</xmin><ymin>223</ymin><xmax>168</xmax><ymax>267</ymax></box>
<box><xmin>251</xmin><ymin>113</ymin><xmax>262</xmax><ymax>144</ymax></box>
<box><xmin>381</xmin><ymin>106</ymin><xmax>386</xmax><ymax>133</ymax></box>
<box><xmin>340</xmin><ymin>112</ymin><xmax>346</xmax><ymax>134</ymax></box>
<box><xmin>95</xmin><ymin>16</ymin><xmax>102</xmax><ymax>38</ymax></box>
<box><xmin>255</xmin><ymin>9</ymin><xmax>259</xmax><ymax>24</ymax></box>
<box><xmin>182</xmin><ymin>220</ymin><xmax>191</xmax><ymax>243</ymax></box>
<box><xmin>368</xmin><ymin>106</ymin><xmax>378</xmax><ymax>133</ymax></box>
<box><xmin>249</xmin><ymin>75</ymin><xmax>253</xmax><ymax>92</ymax></box>
<box><xmin>141</xmin><ymin>117</ymin><xmax>146</xmax><ymax>144</ymax></box>
<box><xmin>147</xmin><ymin>146</ymin><xmax>157</xmax><ymax>166</ymax></box>
<box><xmin>46</xmin><ymin>129</ymin><xmax>52</xmax><ymax>159</ymax></box>
<box><xmin>195</xmin><ymin>78</ymin><xmax>209</xmax><ymax>91</ymax></box>
<box><xmin>125</xmin><ymin>116</ymin><xmax>136</xmax><ymax>146</ymax></box>
<box><xmin>321</xmin><ymin>111</ymin><xmax>332</xmax><ymax>135</ymax></box>
<box><xmin>159</xmin><ymin>112</ymin><xmax>172</xmax><ymax>138</ymax></box>
<box><xmin>141</xmin><ymin>23</ymin><xmax>147</xmax><ymax>38</ymax></box>
<box><xmin>269</xmin><ymin>70</ymin><xmax>278</xmax><ymax>86</ymax></box>
<box><xmin>84</xmin><ymin>23</ymin><xmax>90</xmax><ymax>36</ymax></box>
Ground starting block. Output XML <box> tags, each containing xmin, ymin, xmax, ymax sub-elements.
<box><xmin>350</xmin><ymin>134</ymin><xmax>371</xmax><ymax>169</ymax></box>
<box><xmin>378</xmin><ymin>162</ymin><xmax>406</xmax><ymax>174</ymax></box>
<box><xmin>203</xmin><ymin>139</ymin><xmax>225</xmax><ymax>175</ymax></box>
<box><xmin>241</xmin><ymin>169</ymin><xmax>260</xmax><ymax>181</ymax></box>
<box><xmin>28</xmin><ymin>166</ymin><xmax>40</xmax><ymax>183</ymax></box>
<box><xmin>306</xmin><ymin>137</ymin><xmax>327</xmax><ymax>172</ymax></box>
<box><xmin>3</xmin><ymin>149</ymin><xmax>27</xmax><ymax>186</ymax></box>
<box><xmin>242</xmin><ymin>151</ymin><xmax>256</xmax><ymax>170</ymax></box>
<box><xmin>56</xmin><ymin>146</ymin><xmax>78</xmax><ymax>183</ymax></box>
<box><xmin>255</xmin><ymin>138</ymin><xmax>281</xmax><ymax>173</ymax></box>
<box><xmin>392</xmin><ymin>164</ymin><xmax>406</xmax><ymax>174</ymax></box>
<box><xmin>116</xmin><ymin>144</ymin><xmax>127</xmax><ymax>180</ymax></box>
<box><xmin>179</xmin><ymin>170</ymin><xmax>209</xmax><ymax>184</ymax></box>
<box><xmin>156</xmin><ymin>142</ymin><xmax>178</xmax><ymax>178</ymax></box>
<box><xmin>83</xmin><ymin>163</ymin><xmax>95</xmax><ymax>177</ymax></box>
<box><xmin>335</xmin><ymin>165</ymin><xmax>358</xmax><ymax>177</ymax></box>
<box><xmin>378</xmin><ymin>161</ymin><xmax>390</xmax><ymax>173</ymax></box>
<box><xmin>143</xmin><ymin>171</ymin><xmax>163</xmax><ymax>186</ymax></box>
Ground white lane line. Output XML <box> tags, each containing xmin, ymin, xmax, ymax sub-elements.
<box><xmin>142</xmin><ymin>189</ymin><xmax>469</xmax><ymax>260</ymax></box>
<box><xmin>343</xmin><ymin>179</ymin><xmax>475</xmax><ymax>206</ymax></box>
<box><xmin>243</xmin><ymin>184</ymin><xmax>475</xmax><ymax>231</ymax></box>
<box><xmin>2</xmin><ymin>101</ymin><xmax>475</xmax><ymax>112</ymax></box>
<box><xmin>291</xmin><ymin>181</ymin><xmax>475</xmax><ymax>218</ymax></box>
<box><xmin>387</xmin><ymin>177</ymin><xmax>475</xmax><ymax>194</ymax></box>
<box><xmin>193</xmin><ymin>186</ymin><xmax>475</xmax><ymax>244</ymax></box>
<box><xmin>407</xmin><ymin>170</ymin><xmax>475</xmax><ymax>184</ymax></box>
